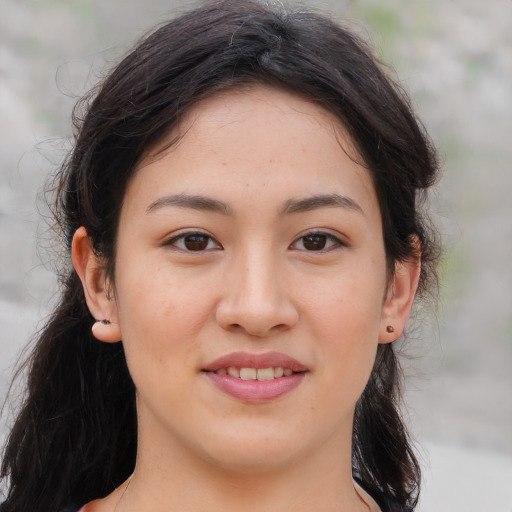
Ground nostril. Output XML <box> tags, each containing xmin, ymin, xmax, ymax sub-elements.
<box><xmin>225</xmin><ymin>323</ymin><xmax>244</xmax><ymax>333</ymax></box>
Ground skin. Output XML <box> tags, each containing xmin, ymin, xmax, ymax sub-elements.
<box><xmin>73</xmin><ymin>86</ymin><xmax>420</xmax><ymax>512</ymax></box>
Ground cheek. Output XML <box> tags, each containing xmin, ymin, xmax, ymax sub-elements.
<box><xmin>299</xmin><ymin>263</ymin><xmax>384</xmax><ymax>384</ymax></box>
<box><xmin>113</xmin><ymin>260</ymin><xmax>210</xmax><ymax>374</ymax></box>
<box><xmin>302</xmin><ymin>264</ymin><xmax>385</xmax><ymax>336</ymax></box>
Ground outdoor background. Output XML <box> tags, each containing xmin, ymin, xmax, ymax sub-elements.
<box><xmin>1</xmin><ymin>1</ymin><xmax>511</xmax><ymax>510</ymax></box>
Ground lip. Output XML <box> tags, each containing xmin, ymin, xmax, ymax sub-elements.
<box><xmin>202</xmin><ymin>351</ymin><xmax>309</xmax><ymax>373</ymax></box>
<box><xmin>202</xmin><ymin>351</ymin><xmax>308</xmax><ymax>403</ymax></box>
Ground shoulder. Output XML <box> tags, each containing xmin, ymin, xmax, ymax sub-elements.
<box><xmin>59</xmin><ymin>502</ymin><xmax>95</xmax><ymax>512</ymax></box>
<box><xmin>60</xmin><ymin>499</ymin><xmax>101</xmax><ymax>512</ymax></box>
<box><xmin>356</xmin><ymin>479</ymin><xmax>414</xmax><ymax>512</ymax></box>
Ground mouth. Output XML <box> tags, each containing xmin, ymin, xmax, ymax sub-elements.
<box><xmin>208</xmin><ymin>366</ymin><xmax>297</xmax><ymax>380</ymax></box>
<box><xmin>202</xmin><ymin>351</ymin><xmax>308</xmax><ymax>403</ymax></box>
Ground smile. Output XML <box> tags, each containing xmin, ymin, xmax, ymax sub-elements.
<box><xmin>202</xmin><ymin>351</ymin><xmax>308</xmax><ymax>402</ymax></box>
<box><xmin>213</xmin><ymin>367</ymin><xmax>295</xmax><ymax>380</ymax></box>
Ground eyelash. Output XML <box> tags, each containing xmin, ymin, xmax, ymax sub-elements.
<box><xmin>163</xmin><ymin>230</ymin><xmax>344</xmax><ymax>253</ymax></box>
<box><xmin>164</xmin><ymin>231</ymin><xmax>222</xmax><ymax>252</ymax></box>
<box><xmin>289</xmin><ymin>231</ymin><xmax>344</xmax><ymax>252</ymax></box>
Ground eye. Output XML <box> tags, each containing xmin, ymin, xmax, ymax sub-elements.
<box><xmin>165</xmin><ymin>232</ymin><xmax>221</xmax><ymax>252</ymax></box>
<box><xmin>291</xmin><ymin>232</ymin><xmax>343</xmax><ymax>251</ymax></box>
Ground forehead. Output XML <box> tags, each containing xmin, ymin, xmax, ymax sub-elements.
<box><xmin>156</xmin><ymin>85</ymin><xmax>359</xmax><ymax>163</ymax></box>
<box><xmin>128</xmin><ymin>86</ymin><xmax>378</xmax><ymax>219</ymax></box>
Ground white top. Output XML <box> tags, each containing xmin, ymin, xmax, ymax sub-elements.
<box><xmin>354</xmin><ymin>480</ymin><xmax>382</xmax><ymax>512</ymax></box>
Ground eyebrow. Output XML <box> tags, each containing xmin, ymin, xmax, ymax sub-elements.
<box><xmin>280</xmin><ymin>194</ymin><xmax>365</xmax><ymax>216</ymax></box>
<box><xmin>146</xmin><ymin>193</ymin><xmax>364</xmax><ymax>217</ymax></box>
<box><xmin>146</xmin><ymin>194</ymin><xmax>234</xmax><ymax>216</ymax></box>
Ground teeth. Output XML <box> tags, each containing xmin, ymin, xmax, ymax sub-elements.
<box><xmin>227</xmin><ymin>367</ymin><xmax>240</xmax><ymax>378</ymax></box>
<box><xmin>240</xmin><ymin>368</ymin><xmax>257</xmax><ymax>380</ymax></box>
<box><xmin>215</xmin><ymin>366</ymin><xmax>294</xmax><ymax>380</ymax></box>
<box><xmin>256</xmin><ymin>367</ymin><xmax>274</xmax><ymax>381</ymax></box>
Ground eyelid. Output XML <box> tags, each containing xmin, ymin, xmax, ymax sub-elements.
<box><xmin>163</xmin><ymin>229</ymin><xmax>222</xmax><ymax>251</ymax></box>
<box><xmin>289</xmin><ymin>230</ymin><xmax>346</xmax><ymax>251</ymax></box>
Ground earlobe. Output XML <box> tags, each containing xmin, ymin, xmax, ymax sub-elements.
<box><xmin>91</xmin><ymin>319</ymin><xmax>122</xmax><ymax>343</ymax></box>
<box><xmin>71</xmin><ymin>227</ymin><xmax>122</xmax><ymax>343</ymax></box>
<box><xmin>379</xmin><ymin>252</ymin><xmax>421</xmax><ymax>344</ymax></box>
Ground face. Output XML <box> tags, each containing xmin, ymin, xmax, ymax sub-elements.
<box><xmin>104</xmin><ymin>87</ymin><xmax>396</xmax><ymax>472</ymax></box>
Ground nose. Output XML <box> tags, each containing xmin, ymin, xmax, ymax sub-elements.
<box><xmin>215</xmin><ymin>250</ymin><xmax>299</xmax><ymax>337</ymax></box>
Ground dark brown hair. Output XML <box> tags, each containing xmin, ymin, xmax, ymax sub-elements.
<box><xmin>1</xmin><ymin>1</ymin><xmax>440</xmax><ymax>510</ymax></box>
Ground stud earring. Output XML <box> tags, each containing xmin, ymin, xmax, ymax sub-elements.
<box><xmin>386</xmin><ymin>325</ymin><xmax>395</xmax><ymax>333</ymax></box>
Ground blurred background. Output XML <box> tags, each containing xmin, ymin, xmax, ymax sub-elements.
<box><xmin>1</xmin><ymin>0</ymin><xmax>511</xmax><ymax>510</ymax></box>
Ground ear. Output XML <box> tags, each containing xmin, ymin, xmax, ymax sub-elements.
<box><xmin>71</xmin><ymin>226</ymin><xmax>122</xmax><ymax>343</ymax></box>
<box><xmin>379</xmin><ymin>248</ymin><xmax>421</xmax><ymax>344</ymax></box>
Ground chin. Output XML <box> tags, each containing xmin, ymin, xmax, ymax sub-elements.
<box><xmin>196</xmin><ymin>430</ymin><xmax>306</xmax><ymax>475</ymax></box>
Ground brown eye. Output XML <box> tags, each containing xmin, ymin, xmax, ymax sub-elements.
<box><xmin>183</xmin><ymin>234</ymin><xmax>210</xmax><ymax>251</ymax></box>
<box><xmin>302</xmin><ymin>234</ymin><xmax>327</xmax><ymax>250</ymax></box>
<box><xmin>290</xmin><ymin>232</ymin><xmax>343</xmax><ymax>252</ymax></box>
<box><xmin>166</xmin><ymin>232</ymin><xmax>221</xmax><ymax>252</ymax></box>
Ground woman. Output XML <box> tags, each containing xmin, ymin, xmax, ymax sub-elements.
<box><xmin>0</xmin><ymin>1</ymin><xmax>440</xmax><ymax>511</ymax></box>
